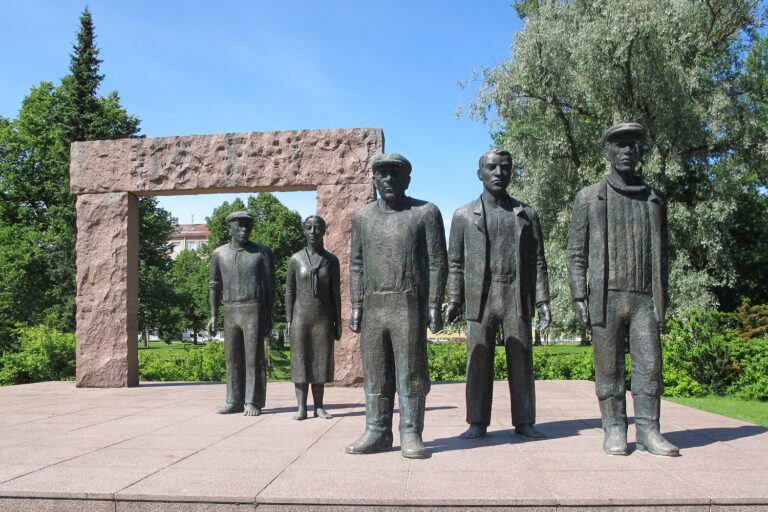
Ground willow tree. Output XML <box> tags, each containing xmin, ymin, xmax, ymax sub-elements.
<box><xmin>467</xmin><ymin>0</ymin><xmax>767</xmax><ymax>332</ymax></box>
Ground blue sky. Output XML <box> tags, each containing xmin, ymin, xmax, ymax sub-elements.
<box><xmin>0</xmin><ymin>1</ymin><xmax>523</xmax><ymax>229</ymax></box>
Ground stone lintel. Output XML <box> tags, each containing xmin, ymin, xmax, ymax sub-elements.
<box><xmin>70</xmin><ymin>128</ymin><xmax>383</xmax><ymax>195</ymax></box>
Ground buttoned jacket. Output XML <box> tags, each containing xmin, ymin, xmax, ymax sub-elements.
<box><xmin>566</xmin><ymin>178</ymin><xmax>669</xmax><ymax>326</ymax></box>
<box><xmin>447</xmin><ymin>195</ymin><xmax>550</xmax><ymax>321</ymax></box>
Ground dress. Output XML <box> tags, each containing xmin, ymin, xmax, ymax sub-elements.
<box><xmin>285</xmin><ymin>248</ymin><xmax>341</xmax><ymax>384</ymax></box>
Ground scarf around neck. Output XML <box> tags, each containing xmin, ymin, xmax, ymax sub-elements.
<box><xmin>304</xmin><ymin>248</ymin><xmax>327</xmax><ymax>297</ymax></box>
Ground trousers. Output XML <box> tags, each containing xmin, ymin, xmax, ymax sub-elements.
<box><xmin>466</xmin><ymin>281</ymin><xmax>535</xmax><ymax>427</ymax></box>
<box><xmin>592</xmin><ymin>290</ymin><xmax>662</xmax><ymax>400</ymax></box>
<box><xmin>223</xmin><ymin>302</ymin><xmax>266</xmax><ymax>408</ymax></box>
<box><xmin>361</xmin><ymin>292</ymin><xmax>430</xmax><ymax>434</ymax></box>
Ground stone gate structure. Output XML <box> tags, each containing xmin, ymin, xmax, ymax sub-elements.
<box><xmin>70</xmin><ymin>128</ymin><xmax>383</xmax><ymax>387</ymax></box>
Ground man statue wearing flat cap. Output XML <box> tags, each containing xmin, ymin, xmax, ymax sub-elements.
<box><xmin>207</xmin><ymin>211</ymin><xmax>275</xmax><ymax>416</ymax></box>
<box><xmin>346</xmin><ymin>153</ymin><xmax>448</xmax><ymax>459</ymax></box>
<box><xmin>567</xmin><ymin>122</ymin><xmax>679</xmax><ymax>456</ymax></box>
<box><xmin>446</xmin><ymin>148</ymin><xmax>551</xmax><ymax>440</ymax></box>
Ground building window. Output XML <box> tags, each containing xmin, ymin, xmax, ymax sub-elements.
<box><xmin>187</xmin><ymin>241</ymin><xmax>196</xmax><ymax>251</ymax></box>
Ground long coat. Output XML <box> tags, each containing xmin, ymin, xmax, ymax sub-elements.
<box><xmin>447</xmin><ymin>195</ymin><xmax>550</xmax><ymax>321</ymax></box>
<box><xmin>566</xmin><ymin>178</ymin><xmax>669</xmax><ymax>326</ymax></box>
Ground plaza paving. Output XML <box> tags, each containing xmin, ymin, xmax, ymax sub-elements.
<box><xmin>0</xmin><ymin>380</ymin><xmax>765</xmax><ymax>511</ymax></box>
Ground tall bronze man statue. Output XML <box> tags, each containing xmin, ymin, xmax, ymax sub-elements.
<box><xmin>446</xmin><ymin>148</ymin><xmax>551</xmax><ymax>440</ymax></box>
<box><xmin>346</xmin><ymin>153</ymin><xmax>448</xmax><ymax>459</ymax></box>
<box><xmin>567</xmin><ymin>123</ymin><xmax>679</xmax><ymax>456</ymax></box>
<box><xmin>207</xmin><ymin>211</ymin><xmax>275</xmax><ymax>416</ymax></box>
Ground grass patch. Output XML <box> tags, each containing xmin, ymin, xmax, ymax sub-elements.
<box><xmin>138</xmin><ymin>341</ymin><xmax>200</xmax><ymax>352</ymax></box>
<box><xmin>664</xmin><ymin>395</ymin><xmax>768</xmax><ymax>428</ymax></box>
<box><xmin>268</xmin><ymin>345</ymin><xmax>291</xmax><ymax>382</ymax></box>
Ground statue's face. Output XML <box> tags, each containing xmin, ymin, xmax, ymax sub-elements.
<box><xmin>604</xmin><ymin>134</ymin><xmax>643</xmax><ymax>175</ymax></box>
<box><xmin>373</xmin><ymin>165</ymin><xmax>410</xmax><ymax>203</ymax></box>
<box><xmin>477</xmin><ymin>152</ymin><xmax>512</xmax><ymax>194</ymax></box>
<box><xmin>303</xmin><ymin>218</ymin><xmax>326</xmax><ymax>247</ymax></box>
<box><xmin>228</xmin><ymin>219</ymin><xmax>252</xmax><ymax>244</ymax></box>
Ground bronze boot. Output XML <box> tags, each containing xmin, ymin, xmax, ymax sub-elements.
<box><xmin>345</xmin><ymin>393</ymin><xmax>393</xmax><ymax>455</ymax></box>
<box><xmin>633</xmin><ymin>395</ymin><xmax>680</xmax><ymax>457</ymax></box>
<box><xmin>599</xmin><ymin>397</ymin><xmax>628</xmax><ymax>455</ymax></box>
<box><xmin>399</xmin><ymin>394</ymin><xmax>427</xmax><ymax>459</ymax></box>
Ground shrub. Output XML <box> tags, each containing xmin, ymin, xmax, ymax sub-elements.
<box><xmin>718</xmin><ymin>300</ymin><xmax>768</xmax><ymax>340</ymax></box>
<box><xmin>0</xmin><ymin>325</ymin><xmax>76</xmax><ymax>384</ymax></box>
<box><xmin>427</xmin><ymin>341</ymin><xmax>596</xmax><ymax>382</ymax></box>
<box><xmin>726</xmin><ymin>335</ymin><xmax>768</xmax><ymax>400</ymax></box>
<box><xmin>139</xmin><ymin>342</ymin><xmax>226</xmax><ymax>382</ymax></box>
<box><xmin>428</xmin><ymin>342</ymin><xmax>467</xmax><ymax>381</ymax></box>
<box><xmin>662</xmin><ymin>310</ymin><xmax>741</xmax><ymax>395</ymax></box>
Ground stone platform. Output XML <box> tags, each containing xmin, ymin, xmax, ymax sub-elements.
<box><xmin>0</xmin><ymin>380</ymin><xmax>765</xmax><ymax>511</ymax></box>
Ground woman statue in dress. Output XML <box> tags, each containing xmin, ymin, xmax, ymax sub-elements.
<box><xmin>285</xmin><ymin>215</ymin><xmax>342</xmax><ymax>420</ymax></box>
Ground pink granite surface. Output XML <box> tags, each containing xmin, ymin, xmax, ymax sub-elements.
<box><xmin>70</xmin><ymin>128</ymin><xmax>382</xmax><ymax>388</ymax></box>
<box><xmin>0</xmin><ymin>380</ymin><xmax>765</xmax><ymax>511</ymax></box>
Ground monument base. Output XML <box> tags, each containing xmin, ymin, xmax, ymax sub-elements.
<box><xmin>0</xmin><ymin>381</ymin><xmax>765</xmax><ymax>511</ymax></box>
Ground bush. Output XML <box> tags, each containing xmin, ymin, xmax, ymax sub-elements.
<box><xmin>718</xmin><ymin>300</ymin><xmax>768</xmax><ymax>340</ymax></box>
<box><xmin>662</xmin><ymin>309</ymin><xmax>768</xmax><ymax>400</ymax></box>
<box><xmin>0</xmin><ymin>325</ymin><xmax>76</xmax><ymax>384</ymax></box>
<box><xmin>428</xmin><ymin>342</ymin><xmax>467</xmax><ymax>381</ymax></box>
<box><xmin>726</xmin><ymin>335</ymin><xmax>768</xmax><ymax>400</ymax></box>
<box><xmin>532</xmin><ymin>351</ymin><xmax>594</xmax><ymax>380</ymax></box>
<box><xmin>662</xmin><ymin>310</ymin><xmax>741</xmax><ymax>395</ymax></box>
<box><xmin>427</xmin><ymin>341</ymin><xmax>595</xmax><ymax>382</ymax></box>
<box><xmin>139</xmin><ymin>342</ymin><xmax>226</xmax><ymax>382</ymax></box>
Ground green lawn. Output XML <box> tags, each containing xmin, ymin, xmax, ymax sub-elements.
<box><xmin>138</xmin><ymin>341</ymin><xmax>200</xmax><ymax>352</ymax></box>
<box><xmin>664</xmin><ymin>395</ymin><xmax>768</xmax><ymax>428</ymax></box>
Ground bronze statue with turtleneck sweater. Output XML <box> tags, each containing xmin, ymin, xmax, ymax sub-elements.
<box><xmin>567</xmin><ymin>122</ymin><xmax>680</xmax><ymax>457</ymax></box>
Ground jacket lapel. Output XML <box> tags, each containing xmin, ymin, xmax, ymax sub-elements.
<box><xmin>596</xmin><ymin>178</ymin><xmax>607</xmax><ymax>241</ymax></box>
<box><xmin>473</xmin><ymin>196</ymin><xmax>485</xmax><ymax>233</ymax></box>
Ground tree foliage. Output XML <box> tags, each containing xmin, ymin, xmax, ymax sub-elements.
<box><xmin>466</xmin><ymin>0</ymin><xmax>768</xmax><ymax>332</ymax></box>
<box><xmin>0</xmin><ymin>8</ymin><xmax>180</xmax><ymax>353</ymax></box>
<box><xmin>137</xmin><ymin>197</ymin><xmax>177</xmax><ymax>342</ymax></box>
<box><xmin>169</xmin><ymin>249</ymin><xmax>210</xmax><ymax>343</ymax></box>
<box><xmin>205</xmin><ymin>193</ymin><xmax>304</xmax><ymax>329</ymax></box>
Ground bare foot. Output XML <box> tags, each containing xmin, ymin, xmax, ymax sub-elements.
<box><xmin>314</xmin><ymin>407</ymin><xmax>333</xmax><ymax>419</ymax></box>
<box><xmin>292</xmin><ymin>407</ymin><xmax>308</xmax><ymax>420</ymax></box>
<box><xmin>515</xmin><ymin>423</ymin><xmax>545</xmax><ymax>439</ymax></box>
<box><xmin>217</xmin><ymin>403</ymin><xmax>244</xmax><ymax>414</ymax></box>
<box><xmin>460</xmin><ymin>423</ymin><xmax>487</xmax><ymax>439</ymax></box>
<box><xmin>243</xmin><ymin>403</ymin><xmax>262</xmax><ymax>416</ymax></box>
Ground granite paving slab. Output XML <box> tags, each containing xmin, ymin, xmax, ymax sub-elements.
<box><xmin>0</xmin><ymin>380</ymin><xmax>765</xmax><ymax>511</ymax></box>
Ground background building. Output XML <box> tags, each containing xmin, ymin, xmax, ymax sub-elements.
<box><xmin>171</xmin><ymin>223</ymin><xmax>209</xmax><ymax>258</ymax></box>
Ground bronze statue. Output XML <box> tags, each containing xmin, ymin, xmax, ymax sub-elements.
<box><xmin>346</xmin><ymin>153</ymin><xmax>448</xmax><ymax>459</ymax></box>
<box><xmin>567</xmin><ymin>122</ymin><xmax>679</xmax><ymax>456</ymax></box>
<box><xmin>446</xmin><ymin>149</ymin><xmax>551</xmax><ymax>440</ymax></box>
<box><xmin>207</xmin><ymin>211</ymin><xmax>275</xmax><ymax>416</ymax></box>
<box><xmin>285</xmin><ymin>215</ymin><xmax>342</xmax><ymax>420</ymax></box>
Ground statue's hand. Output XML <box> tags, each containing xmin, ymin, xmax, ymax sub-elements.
<box><xmin>573</xmin><ymin>299</ymin><xmax>590</xmax><ymax>329</ymax></box>
<box><xmin>334</xmin><ymin>321</ymin><xmax>342</xmax><ymax>341</ymax></box>
<box><xmin>428</xmin><ymin>307</ymin><xmax>443</xmax><ymax>334</ymax></box>
<box><xmin>285</xmin><ymin>322</ymin><xmax>291</xmax><ymax>338</ymax></box>
<box><xmin>536</xmin><ymin>303</ymin><xmax>551</xmax><ymax>332</ymax></box>
<box><xmin>349</xmin><ymin>308</ymin><xmax>362</xmax><ymax>334</ymax></box>
<box><xmin>445</xmin><ymin>303</ymin><xmax>463</xmax><ymax>325</ymax></box>
<box><xmin>206</xmin><ymin>317</ymin><xmax>217</xmax><ymax>336</ymax></box>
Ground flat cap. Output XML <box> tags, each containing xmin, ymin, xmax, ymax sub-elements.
<box><xmin>225</xmin><ymin>210</ymin><xmax>254</xmax><ymax>224</ymax></box>
<box><xmin>601</xmin><ymin>122</ymin><xmax>646</xmax><ymax>146</ymax></box>
<box><xmin>372</xmin><ymin>153</ymin><xmax>412</xmax><ymax>173</ymax></box>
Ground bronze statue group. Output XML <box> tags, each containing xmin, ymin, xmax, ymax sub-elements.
<box><xmin>207</xmin><ymin>122</ymin><xmax>680</xmax><ymax>460</ymax></box>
